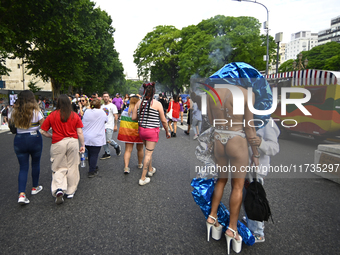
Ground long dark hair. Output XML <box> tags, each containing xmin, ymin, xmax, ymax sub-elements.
<box><xmin>139</xmin><ymin>82</ymin><xmax>156</xmax><ymax>123</ymax></box>
<box><xmin>173</xmin><ymin>94</ymin><xmax>179</xmax><ymax>103</ymax></box>
<box><xmin>56</xmin><ymin>94</ymin><xmax>73</xmax><ymax>122</ymax></box>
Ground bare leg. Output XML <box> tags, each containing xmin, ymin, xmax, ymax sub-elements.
<box><xmin>141</xmin><ymin>141</ymin><xmax>156</xmax><ymax>180</ymax></box>
<box><xmin>208</xmin><ymin>135</ymin><xmax>248</xmax><ymax>236</ymax></box>
<box><xmin>207</xmin><ymin>148</ymin><xmax>229</xmax><ymax>224</ymax></box>
<box><xmin>174</xmin><ymin>121</ymin><xmax>177</xmax><ymax>134</ymax></box>
<box><xmin>168</xmin><ymin>120</ymin><xmax>173</xmax><ymax>132</ymax></box>
<box><xmin>136</xmin><ymin>144</ymin><xmax>144</xmax><ymax>165</ymax></box>
<box><xmin>124</xmin><ymin>143</ymin><xmax>133</xmax><ymax>168</ymax></box>
<box><xmin>148</xmin><ymin>157</ymin><xmax>153</xmax><ymax>171</ymax></box>
<box><xmin>225</xmin><ymin>136</ymin><xmax>248</xmax><ymax>239</ymax></box>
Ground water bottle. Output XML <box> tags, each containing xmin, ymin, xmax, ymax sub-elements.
<box><xmin>80</xmin><ymin>153</ymin><xmax>86</xmax><ymax>167</ymax></box>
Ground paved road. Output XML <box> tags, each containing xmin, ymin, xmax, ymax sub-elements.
<box><xmin>0</xmin><ymin>124</ymin><xmax>339</xmax><ymax>255</ymax></box>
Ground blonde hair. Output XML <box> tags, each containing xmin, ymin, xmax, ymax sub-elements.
<box><xmin>12</xmin><ymin>90</ymin><xmax>40</xmax><ymax>129</ymax></box>
<box><xmin>128</xmin><ymin>97</ymin><xmax>139</xmax><ymax>116</ymax></box>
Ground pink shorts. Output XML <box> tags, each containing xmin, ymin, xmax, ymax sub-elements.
<box><xmin>138</xmin><ymin>127</ymin><xmax>160</xmax><ymax>142</ymax></box>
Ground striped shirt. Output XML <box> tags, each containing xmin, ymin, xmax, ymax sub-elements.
<box><xmin>138</xmin><ymin>100</ymin><xmax>160</xmax><ymax>128</ymax></box>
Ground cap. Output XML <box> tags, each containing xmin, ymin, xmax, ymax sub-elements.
<box><xmin>129</xmin><ymin>94</ymin><xmax>135</xmax><ymax>97</ymax></box>
<box><xmin>116</xmin><ymin>93</ymin><xmax>120</xmax><ymax>96</ymax></box>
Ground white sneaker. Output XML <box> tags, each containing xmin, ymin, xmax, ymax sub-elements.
<box><xmin>147</xmin><ymin>167</ymin><xmax>156</xmax><ymax>177</ymax></box>
<box><xmin>139</xmin><ymin>177</ymin><xmax>150</xmax><ymax>186</ymax></box>
<box><xmin>66</xmin><ymin>193</ymin><xmax>75</xmax><ymax>199</ymax></box>
<box><xmin>55</xmin><ymin>189</ymin><xmax>64</xmax><ymax>204</ymax></box>
<box><xmin>18</xmin><ymin>194</ymin><xmax>30</xmax><ymax>205</ymax></box>
<box><xmin>138</xmin><ymin>164</ymin><xmax>143</xmax><ymax>169</ymax></box>
<box><xmin>193</xmin><ymin>134</ymin><xmax>199</xmax><ymax>140</ymax></box>
<box><xmin>31</xmin><ymin>185</ymin><xmax>43</xmax><ymax>195</ymax></box>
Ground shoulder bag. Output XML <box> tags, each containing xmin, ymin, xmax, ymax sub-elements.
<box><xmin>244</xmin><ymin>171</ymin><xmax>273</xmax><ymax>222</ymax></box>
<box><xmin>166</xmin><ymin>102</ymin><xmax>173</xmax><ymax>119</ymax></box>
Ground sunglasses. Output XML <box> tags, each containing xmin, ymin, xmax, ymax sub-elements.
<box><xmin>81</xmin><ymin>100</ymin><xmax>86</xmax><ymax>102</ymax></box>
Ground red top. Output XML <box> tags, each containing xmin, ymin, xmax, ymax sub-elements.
<box><xmin>41</xmin><ymin>110</ymin><xmax>83</xmax><ymax>144</ymax></box>
<box><xmin>185</xmin><ymin>99</ymin><xmax>191</xmax><ymax>109</ymax></box>
<box><xmin>168</xmin><ymin>101</ymin><xmax>180</xmax><ymax>118</ymax></box>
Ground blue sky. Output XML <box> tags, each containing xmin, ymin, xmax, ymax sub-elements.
<box><xmin>94</xmin><ymin>0</ymin><xmax>339</xmax><ymax>78</ymax></box>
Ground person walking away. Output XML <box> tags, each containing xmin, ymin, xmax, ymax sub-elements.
<box><xmin>117</xmin><ymin>95</ymin><xmax>144</xmax><ymax>174</ymax></box>
<box><xmin>100</xmin><ymin>91</ymin><xmax>121</xmax><ymax>159</ymax></box>
<box><xmin>167</xmin><ymin>95</ymin><xmax>181</xmax><ymax>137</ymax></box>
<box><xmin>112</xmin><ymin>93</ymin><xmax>123</xmax><ymax>120</ymax></box>
<box><xmin>132</xmin><ymin>82</ymin><xmax>171</xmax><ymax>185</ymax></box>
<box><xmin>243</xmin><ymin>117</ymin><xmax>280</xmax><ymax>243</ymax></box>
<box><xmin>40</xmin><ymin>94</ymin><xmax>85</xmax><ymax>204</ymax></box>
<box><xmin>122</xmin><ymin>94</ymin><xmax>130</xmax><ymax>110</ymax></box>
<box><xmin>178</xmin><ymin>97</ymin><xmax>184</xmax><ymax>125</ymax></box>
<box><xmin>184</xmin><ymin>96</ymin><xmax>193</xmax><ymax>135</ymax></box>
<box><xmin>82</xmin><ymin>99</ymin><xmax>108</xmax><ymax>178</ymax></box>
<box><xmin>205</xmin><ymin>85</ymin><xmax>259</xmax><ymax>254</ymax></box>
<box><xmin>192</xmin><ymin>101</ymin><xmax>202</xmax><ymax>139</ymax></box>
<box><xmin>10</xmin><ymin>90</ymin><xmax>44</xmax><ymax>205</ymax></box>
<box><xmin>158</xmin><ymin>93</ymin><xmax>168</xmax><ymax>116</ymax></box>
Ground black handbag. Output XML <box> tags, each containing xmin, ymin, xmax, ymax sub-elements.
<box><xmin>8</xmin><ymin>120</ymin><xmax>17</xmax><ymax>134</ymax></box>
<box><xmin>244</xmin><ymin>172</ymin><xmax>273</xmax><ymax>222</ymax></box>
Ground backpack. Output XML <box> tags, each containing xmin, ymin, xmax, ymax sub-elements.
<box><xmin>244</xmin><ymin>176</ymin><xmax>273</xmax><ymax>222</ymax></box>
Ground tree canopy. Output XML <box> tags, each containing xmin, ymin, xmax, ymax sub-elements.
<box><xmin>279</xmin><ymin>42</ymin><xmax>340</xmax><ymax>72</ymax></box>
<box><xmin>0</xmin><ymin>0</ymin><xmax>124</xmax><ymax>97</ymax></box>
<box><xmin>134</xmin><ymin>15</ymin><xmax>276</xmax><ymax>93</ymax></box>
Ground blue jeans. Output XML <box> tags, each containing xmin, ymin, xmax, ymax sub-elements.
<box><xmin>246</xmin><ymin>217</ymin><xmax>264</xmax><ymax>236</ymax></box>
<box><xmin>86</xmin><ymin>146</ymin><xmax>101</xmax><ymax>173</ymax></box>
<box><xmin>14</xmin><ymin>131</ymin><xmax>43</xmax><ymax>194</ymax></box>
<box><xmin>103</xmin><ymin>128</ymin><xmax>118</xmax><ymax>154</ymax></box>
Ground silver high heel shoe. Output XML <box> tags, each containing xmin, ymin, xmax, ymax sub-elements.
<box><xmin>206</xmin><ymin>215</ymin><xmax>222</xmax><ymax>241</ymax></box>
<box><xmin>225</xmin><ymin>227</ymin><xmax>242</xmax><ymax>254</ymax></box>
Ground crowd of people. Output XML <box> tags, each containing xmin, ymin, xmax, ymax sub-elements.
<box><xmin>10</xmin><ymin>73</ymin><xmax>278</xmax><ymax>254</ymax></box>
<box><xmin>9</xmin><ymin>85</ymin><xmax>180</xmax><ymax>205</ymax></box>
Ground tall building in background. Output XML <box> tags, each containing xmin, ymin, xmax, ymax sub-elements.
<box><xmin>318</xmin><ymin>15</ymin><xmax>340</xmax><ymax>45</ymax></box>
<box><xmin>285</xmin><ymin>31</ymin><xmax>318</xmax><ymax>61</ymax></box>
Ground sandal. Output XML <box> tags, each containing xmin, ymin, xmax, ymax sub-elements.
<box><xmin>206</xmin><ymin>215</ymin><xmax>222</xmax><ymax>241</ymax></box>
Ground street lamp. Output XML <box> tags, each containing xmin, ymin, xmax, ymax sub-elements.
<box><xmin>293</xmin><ymin>53</ymin><xmax>308</xmax><ymax>70</ymax></box>
<box><xmin>233</xmin><ymin>0</ymin><xmax>269</xmax><ymax>75</ymax></box>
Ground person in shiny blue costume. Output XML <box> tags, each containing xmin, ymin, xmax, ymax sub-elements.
<box><xmin>192</xmin><ymin>62</ymin><xmax>273</xmax><ymax>252</ymax></box>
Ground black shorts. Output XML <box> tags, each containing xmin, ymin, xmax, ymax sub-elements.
<box><xmin>118</xmin><ymin>109</ymin><xmax>122</xmax><ymax>114</ymax></box>
<box><xmin>187</xmin><ymin>109</ymin><xmax>192</xmax><ymax>125</ymax></box>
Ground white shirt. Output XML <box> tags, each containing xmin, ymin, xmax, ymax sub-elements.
<box><xmin>101</xmin><ymin>103</ymin><xmax>118</xmax><ymax>129</ymax></box>
<box><xmin>82</xmin><ymin>109</ymin><xmax>108</xmax><ymax>146</ymax></box>
<box><xmin>248</xmin><ymin>118</ymin><xmax>280</xmax><ymax>176</ymax></box>
<box><xmin>17</xmin><ymin>110</ymin><xmax>44</xmax><ymax>134</ymax></box>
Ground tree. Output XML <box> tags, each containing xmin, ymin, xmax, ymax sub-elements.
<box><xmin>0</xmin><ymin>0</ymin><xmax>124</xmax><ymax>97</ymax></box>
<box><xmin>278</xmin><ymin>42</ymin><xmax>340</xmax><ymax>72</ymax></box>
<box><xmin>134</xmin><ymin>15</ymin><xmax>276</xmax><ymax>91</ymax></box>
<box><xmin>134</xmin><ymin>25</ymin><xmax>181</xmax><ymax>93</ymax></box>
<box><xmin>28</xmin><ymin>80</ymin><xmax>42</xmax><ymax>94</ymax></box>
<box><xmin>303</xmin><ymin>42</ymin><xmax>340</xmax><ymax>71</ymax></box>
<box><xmin>278</xmin><ymin>59</ymin><xmax>295</xmax><ymax>72</ymax></box>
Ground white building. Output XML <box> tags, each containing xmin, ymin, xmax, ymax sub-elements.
<box><xmin>0</xmin><ymin>58</ymin><xmax>52</xmax><ymax>106</ymax></box>
<box><xmin>285</xmin><ymin>31</ymin><xmax>318</xmax><ymax>61</ymax></box>
<box><xmin>318</xmin><ymin>15</ymin><xmax>340</xmax><ymax>45</ymax></box>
